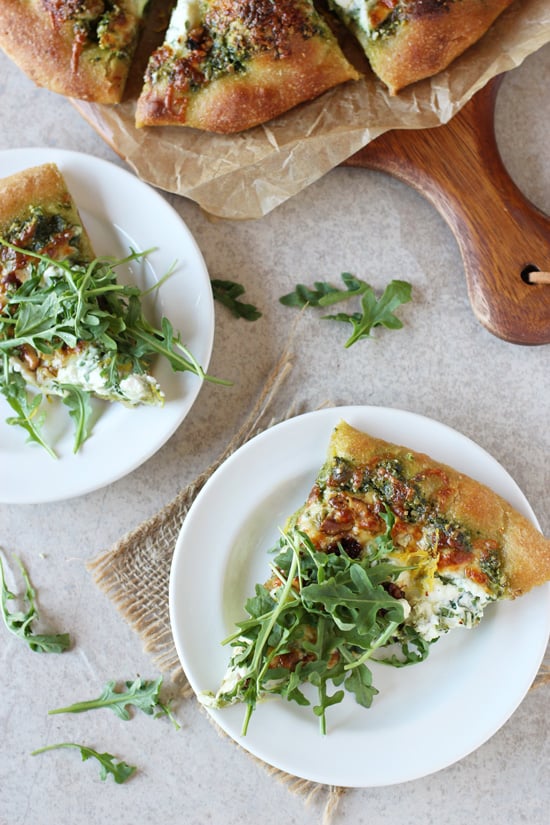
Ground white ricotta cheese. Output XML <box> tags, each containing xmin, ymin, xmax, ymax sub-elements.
<box><xmin>119</xmin><ymin>373</ymin><xmax>164</xmax><ymax>405</ymax></box>
<box><xmin>165</xmin><ymin>0</ymin><xmax>201</xmax><ymax>48</ymax></box>
<box><xmin>331</xmin><ymin>0</ymin><xmax>372</xmax><ymax>35</ymax></box>
<box><xmin>406</xmin><ymin>575</ymin><xmax>494</xmax><ymax>642</ymax></box>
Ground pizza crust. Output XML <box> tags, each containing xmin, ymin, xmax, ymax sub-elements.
<box><xmin>136</xmin><ymin>31</ymin><xmax>360</xmax><ymax>132</ymax></box>
<box><xmin>0</xmin><ymin>1</ymin><xmax>144</xmax><ymax>103</ymax></box>
<box><xmin>329</xmin><ymin>421</ymin><xmax>550</xmax><ymax>596</ymax></box>
<box><xmin>0</xmin><ymin>163</ymin><xmax>95</xmax><ymax>260</ymax></box>
<box><xmin>358</xmin><ymin>0</ymin><xmax>516</xmax><ymax>94</ymax></box>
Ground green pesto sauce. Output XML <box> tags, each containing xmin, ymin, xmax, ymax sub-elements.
<box><xmin>323</xmin><ymin>455</ymin><xmax>506</xmax><ymax>595</ymax></box>
<box><xmin>6</xmin><ymin>208</ymin><xmax>67</xmax><ymax>250</ymax></box>
<box><xmin>70</xmin><ymin>2</ymin><xmax>135</xmax><ymax>56</ymax></box>
<box><xmin>157</xmin><ymin>6</ymin><xmax>328</xmax><ymax>89</ymax></box>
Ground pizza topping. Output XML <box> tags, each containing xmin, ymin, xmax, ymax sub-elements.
<box><xmin>41</xmin><ymin>0</ymin><xmax>139</xmax><ymax>63</ymax></box>
<box><xmin>0</xmin><ymin>237</ymin><xmax>219</xmax><ymax>455</ymax></box>
<box><xmin>146</xmin><ymin>0</ymin><xmax>327</xmax><ymax>92</ymax></box>
<box><xmin>202</xmin><ymin>526</ymin><xmax>416</xmax><ymax>735</ymax></box>
<box><xmin>328</xmin><ymin>0</ymin><xmax>402</xmax><ymax>41</ymax></box>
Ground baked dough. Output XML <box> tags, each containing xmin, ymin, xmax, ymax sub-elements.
<box><xmin>0</xmin><ymin>163</ymin><xmax>94</xmax><ymax>261</ymax></box>
<box><xmin>327</xmin><ymin>420</ymin><xmax>550</xmax><ymax>596</ymax></box>
<box><xmin>0</xmin><ymin>0</ymin><xmax>148</xmax><ymax>103</ymax></box>
<box><xmin>328</xmin><ymin>0</ymin><xmax>516</xmax><ymax>94</ymax></box>
<box><xmin>135</xmin><ymin>0</ymin><xmax>360</xmax><ymax>132</ymax></box>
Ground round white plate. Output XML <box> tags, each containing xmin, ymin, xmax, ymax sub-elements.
<box><xmin>0</xmin><ymin>148</ymin><xmax>214</xmax><ymax>503</ymax></box>
<box><xmin>170</xmin><ymin>405</ymin><xmax>550</xmax><ymax>788</ymax></box>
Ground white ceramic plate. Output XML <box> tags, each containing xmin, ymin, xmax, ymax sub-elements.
<box><xmin>0</xmin><ymin>148</ymin><xmax>214</xmax><ymax>503</ymax></box>
<box><xmin>170</xmin><ymin>405</ymin><xmax>550</xmax><ymax>788</ymax></box>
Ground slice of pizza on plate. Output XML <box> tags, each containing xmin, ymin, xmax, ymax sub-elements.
<box><xmin>0</xmin><ymin>163</ymin><xmax>172</xmax><ymax>454</ymax></box>
<box><xmin>203</xmin><ymin>420</ymin><xmax>550</xmax><ymax>733</ymax></box>
<box><xmin>135</xmin><ymin>0</ymin><xmax>360</xmax><ymax>132</ymax></box>
<box><xmin>327</xmin><ymin>0</ymin><xmax>516</xmax><ymax>94</ymax></box>
<box><xmin>0</xmin><ymin>0</ymin><xmax>150</xmax><ymax>103</ymax></box>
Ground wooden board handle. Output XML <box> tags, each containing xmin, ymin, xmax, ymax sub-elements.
<box><xmin>344</xmin><ymin>78</ymin><xmax>550</xmax><ymax>345</ymax></box>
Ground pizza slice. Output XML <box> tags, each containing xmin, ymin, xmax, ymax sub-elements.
<box><xmin>327</xmin><ymin>0</ymin><xmax>515</xmax><ymax>94</ymax></box>
<box><xmin>0</xmin><ymin>162</ymin><xmax>209</xmax><ymax>455</ymax></box>
<box><xmin>135</xmin><ymin>0</ymin><xmax>360</xmax><ymax>133</ymax></box>
<box><xmin>0</xmin><ymin>0</ymin><xmax>150</xmax><ymax>103</ymax></box>
<box><xmin>204</xmin><ymin>420</ymin><xmax>550</xmax><ymax>733</ymax></box>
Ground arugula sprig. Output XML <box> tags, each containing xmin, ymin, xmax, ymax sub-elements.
<box><xmin>31</xmin><ymin>743</ymin><xmax>136</xmax><ymax>784</ymax></box>
<box><xmin>211</xmin><ymin>279</ymin><xmax>262</xmax><ymax>321</ymax></box>
<box><xmin>206</xmin><ymin>521</ymin><xmax>427</xmax><ymax>735</ymax></box>
<box><xmin>0</xmin><ymin>240</ymin><xmax>228</xmax><ymax>454</ymax></box>
<box><xmin>49</xmin><ymin>676</ymin><xmax>180</xmax><ymax>730</ymax></box>
<box><xmin>0</xmin><ymin>552</ymin><xmax>71</xmax><ymax>653</ymax></box>
<box><xmin>0</xmin><ymin>370</ymin><xmax>57</xmax><ymax>457</ymax></box>
<box><xmin>280</xmin><ymin>274</ymin><xmax>412</xmax><ymax>347</ymax></box>
<box><xmin>280</xmin><ymin>272</ymin><xmax>368</xmax><ymax>308</ymax></box>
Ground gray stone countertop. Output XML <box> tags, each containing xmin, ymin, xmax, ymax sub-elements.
<box><xmin>0</xmin><ymin>39</ymin><xmax>549</xmax><ymax>825</ymax></box>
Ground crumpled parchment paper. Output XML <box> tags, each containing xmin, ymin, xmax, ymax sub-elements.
<box><xmin>72</xmin><ymin>0</ymin><xmax>550</xmax><ymax>219</ymax></box>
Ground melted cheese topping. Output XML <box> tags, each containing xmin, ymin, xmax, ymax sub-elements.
<box><xmin>292</xmin><ymin>473</ymin><xmax>499</xmax><ymax>643</ymax></box>
<box><xmin>165</xmin><ymin>0</ymin><xmax>201</xmax><ymax>49</ymax></box>
<box><xmin>11</xmin><ymin>344</ymin><xmax>164</xmax><ymax>407</ymax></box>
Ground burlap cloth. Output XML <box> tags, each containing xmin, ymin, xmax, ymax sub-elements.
<box><xmin>87</xmin><ymin>349</ymin><xmax>550</xmax><ymax>820</ymax></box>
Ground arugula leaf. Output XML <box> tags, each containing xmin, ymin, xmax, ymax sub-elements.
<box><xmin>49</xmin><ymin>676</ymin><xmax>180</xmax><ymax>729</ymax></box>
<box><xmin>375</xmin><ymin>624</ymin><xmax>432</xmax><ymax>667</ymax></box>
<box><xmin>323</xmin><ymin>279</ymin><xmax>412</xmax><ymax>347</ymax></box>
<box><xmin>0</xmin><ymin>553</ymin><xmax>71</xmax><ymax>653</ymax></box>
<box><xmin>0</xmin><ymin>368</ymin><xmax>56</xmax><ymax>458</ymax></box>
<box><xmin>60</xmin><ymin>384</ymin><xmax>93</xmax><ymax>453</ymax></box>
<box><xmin>301</xmin><ymin>565</ymin><xmax>405</xmax><ymax>636</ymax></box>
<box><xmin>31</xmin><ymin>743</ymin><xmax>136</xmax><ymax>784</ymax></box>
<box><xmin>206</xmin><ymin>527</ymin><xmax>418</xmax><ymax>735</ymax></box>
<box><xmin>280</xmin><ymin>274</ymin><xmax>412</xmax><ymax>348</ymax></box>
<box><xmin>279</xmin><ymin>273</ymin><xmax>367</xmax><ymax>308</ymax></box>
<box><xmin>211</xmin><ymin>279</ymin><xmax>262</xmax><ymax>321</ymax></box>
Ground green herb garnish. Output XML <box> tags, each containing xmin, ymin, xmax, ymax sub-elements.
<box><xmin>280</xmin><ymin>274</ymin><xmax>412</xmax><ymax>347</ymax></box>
<box><xmin>49</xmin><ymin>676</ymin><xmax>180</xmax><ymax>729</ymax></box>
<box><xmin>0</xmin><ymin>241</ymin><xmax>228</xmax><ymax>455</ymax></box>
<box><xmin>0</xmin><ymin>552</ymin><xmax>71</xmax><ymax>653</ymax></box>
<box><xmin>211</xmin><ymin>278</ymin><xmax>262</xmax><ymax>320</ymax></box>
<box><xmin>279</xmin><ymin>272</ymin><xmax>368</xmax><ymax>308</ymax></box>
<box><xmin>205</xmin><ymin>523</ymin><xmax>426</xmax><ymax>735</ymax></box>
<box><xmin>31</xmin><ymin>743</ymin><xmax>136</xmax><ymax>784</ymax></box>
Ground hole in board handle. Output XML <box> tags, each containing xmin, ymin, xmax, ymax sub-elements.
<box><xmin>521</xmin><ymin>265</ymin><xmax>550</xmax><ymax>285</ymax></box>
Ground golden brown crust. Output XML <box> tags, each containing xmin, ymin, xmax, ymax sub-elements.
<box><xmin>0</xmin><ymin>1</ymin><xmax>143</xmax><ymax>103</ymax></box>
<box><xmin>329</xmin><ymin>421</ymin><xmax>550</xmax><ymax>596</ymax></box>
<box><xmin>362</xmin><ymin>0</ymin><xmax>515</xmax><ymax>93</ymax></box>
<box><xmin>0</xmin><ymin>163</ymin><xmax>94</xmax><ymax>259</ymax></box>
<box><xmin>135</xmin><ymin>0</ymin><xmax>360</xmax><ymax>133</ymax></box>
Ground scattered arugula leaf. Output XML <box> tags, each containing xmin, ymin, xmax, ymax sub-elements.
<box><xmin>0</xmin><ymin>241</ymin><xmax>229</xmax><ymax>455</ymax></box>
<box><xmin>324</xmin><ymin>279</ymin><xmax>412</xmax><ymax>347</ymax></box>
<box><xmin>211</xmin><ymin>279</ymin><xmax>262</xmax><ymax>321</ymax></box>
<box><xmin>0</xmin><ymin>552</ymin><xmax>71</xmax><ymax>653</ymax></box>
<box><xmin>279</xmin><ymin>274</ymin><xmax>412</xmax><ymax>348</ymax></box>
<box><xmin>31</xmin><ymin>742</ymin><xmax>136</xmax><ymax>784</ymax></box>
<box><xmin>49</xmin><ymin>676</ymin><xmax>180</xmax><ymax>730</ymax></box>
<box><xmin>279</xmin><ymin>272</ymin><xmax>368</xmax><ymax>308</ymax></box>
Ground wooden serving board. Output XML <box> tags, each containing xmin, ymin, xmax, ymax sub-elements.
<box><xmin>344</xmin><ymin>77</ymin><xmax>550</xmax><ymax>346</ymax></box>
